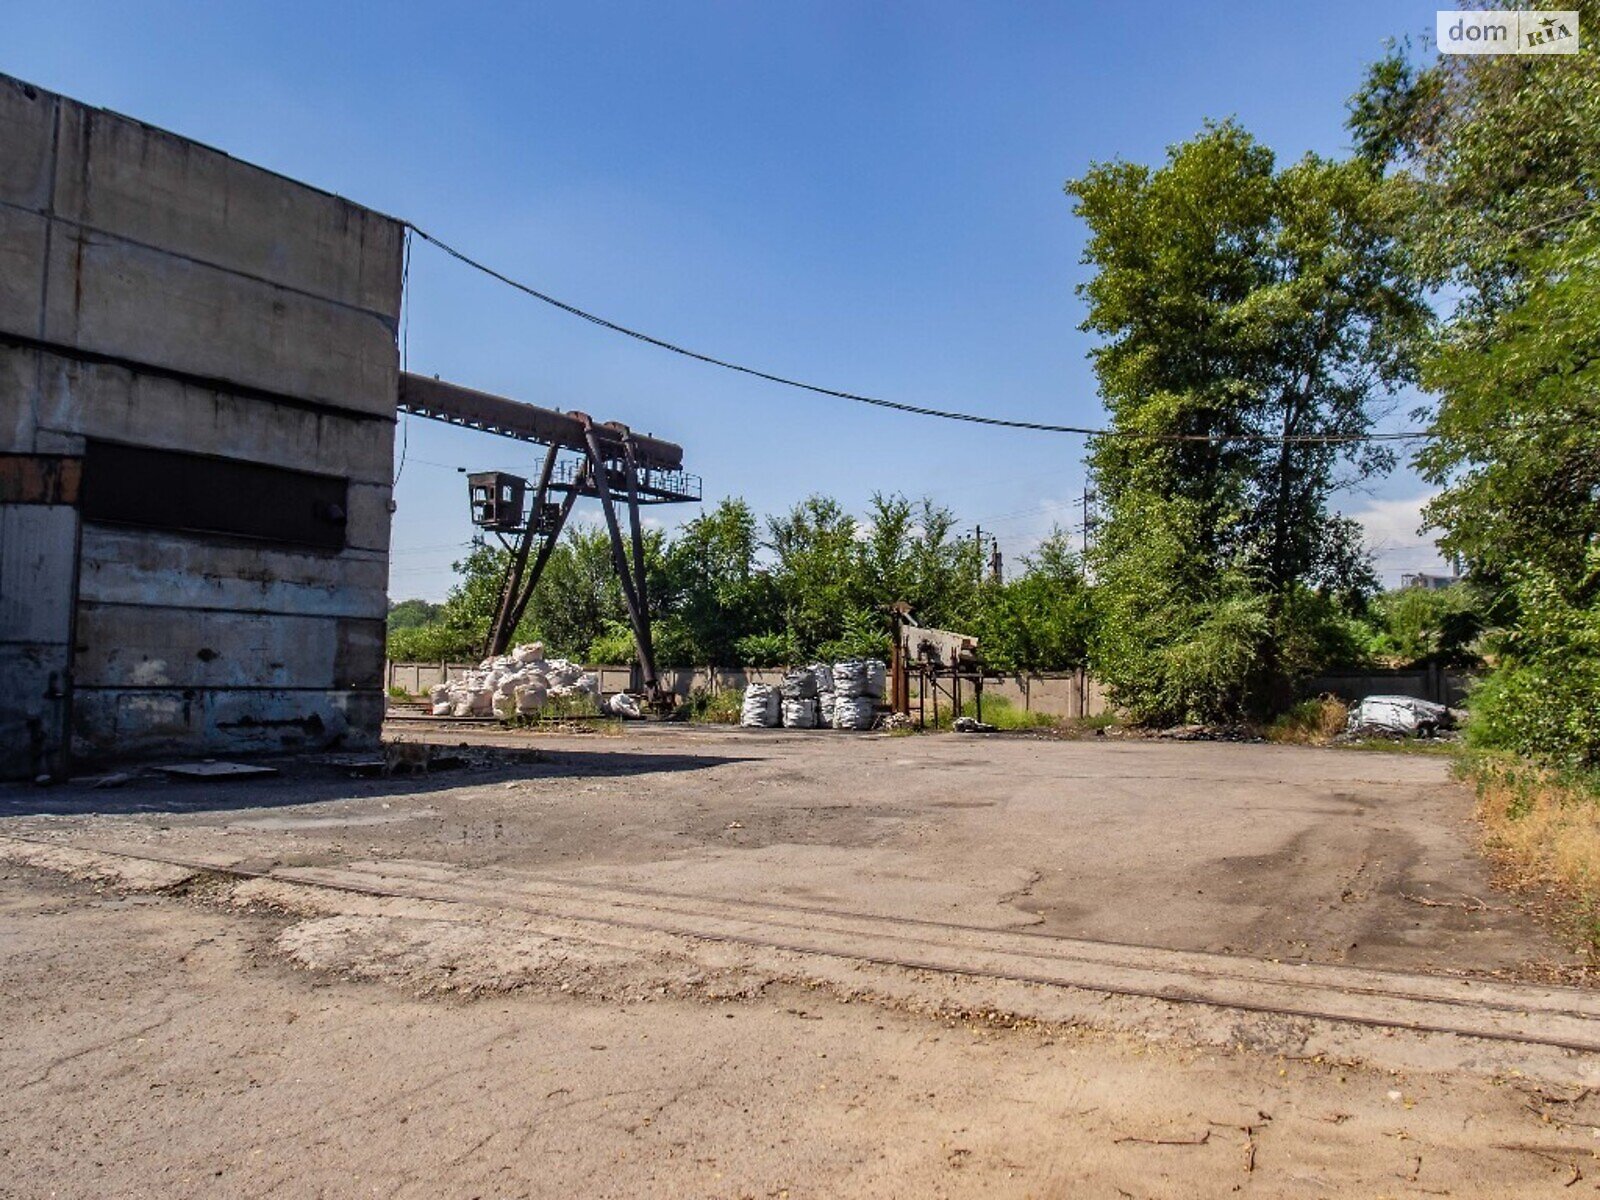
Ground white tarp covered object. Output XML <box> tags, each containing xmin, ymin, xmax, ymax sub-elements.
<box><xmin>781</xmin><ymin>697</ymin><xmax>818</xmax><ymax>728</ymax></box>
<box><xmin>430</xmin><ymin>642</ymin><xmax>599</xmax><ymax>718</ymax></box>
<box><xmin>1347</xmin><ymin>695</ymin><xmax>1454</xmax><ymax>737</ymax></box>
<box><xmin>741</xmin><ymin>683</ymin><xmax>781</xmax><ymax>728</ymax></box>
<box><xmin>608</xmin><ymin>692</ymin><xmax>644</xmax><ymax>719</ymax></box>
<box><xmin>832</xmin><ymin>660</ymin><xmax>887</xmax><ymax>700</ymax></box>
<box><xmin>832</xmin><ymin>695</ymin><xmax>876</xmax><ymax>730</ymax></box>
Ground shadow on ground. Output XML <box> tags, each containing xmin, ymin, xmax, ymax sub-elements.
<box><xmin>0</xmin><ymin>747</ymin><xmax>755</xmax><ymax>819</ymax></box>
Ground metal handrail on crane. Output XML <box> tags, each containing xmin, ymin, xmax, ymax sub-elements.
<box><xmin>398</xmin><ymin>373</ymin><xmax>701</xmax><ymax>708</ymax></box>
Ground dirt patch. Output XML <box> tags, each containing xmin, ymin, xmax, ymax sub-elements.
<box><xmin>278</xmin><ymin>912</ymin><xmax>775</xmax><ymax>1002</ymax></box>
<box><xmin>4</xmin><ymin>865</ymin><xmax>1599</xmax><ymax>1199</ymax></box>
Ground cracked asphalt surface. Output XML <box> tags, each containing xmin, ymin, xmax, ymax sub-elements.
<box><xmin>2</xmin><ymin>728</ymin><xmax>1595</xmax><ymax>1196</ymax></box>
<box><xmin>2</xmin><ymin>727</ymin><xmax>1570</xmax><ymax>975</ymax></box>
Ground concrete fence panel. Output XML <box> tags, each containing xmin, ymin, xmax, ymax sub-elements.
<box><xmin>384</xmin><ymin>661</ymin><xmax>1117</xmax><ymax>720</ymax></box>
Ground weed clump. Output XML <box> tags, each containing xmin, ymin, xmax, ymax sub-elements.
<box><xmin>681</xmin><ymin>687</ymin><xmax>743</xmax><ymax>725</ymax></box>
<box><xmin>1471</xmin><ymin>754</ymin><xmax>1600</xmax><ymax>956</ymax></box>
<box><xmin>1265</xmin><ymin>696</ymin><xmax>1349</xmax><ymax>745</ymax></box>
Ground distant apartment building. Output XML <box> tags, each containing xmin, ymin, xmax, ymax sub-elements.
<box><xmin>1401</xmin><ymin>572</ymin><xmax>1463</xmax><ymax>591</ymax></box>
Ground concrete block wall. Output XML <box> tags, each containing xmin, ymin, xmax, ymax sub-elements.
<box><xmin>0</xmin><ymin>74</ymin><xmax>403</xmax><ymax>774</ymax></box>
<box><xmin>1302</xmin><ymin>667</ymin><xmax>1473</xmax><ymax>709</ymax></box>
<box><xmin>384</xmin><ymin>661</ymin><xmax>1112</xmax><ymax>721</ymax></box>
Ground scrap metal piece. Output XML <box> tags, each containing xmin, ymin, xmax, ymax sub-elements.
<box><xmin>155</xmin><ymin>761</ymin><xmax>280</xmax><ymax>780</ymax></box>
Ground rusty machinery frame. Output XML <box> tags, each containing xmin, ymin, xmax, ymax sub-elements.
<box><xmin>397</xmin><ymin>373</ymin><xmax>701</xmax><ymax>707</ymax></box>
<box><xmin>888</xmin><ymin>602</ymin><xmax>992</xmax><ymax>728</ymax></box>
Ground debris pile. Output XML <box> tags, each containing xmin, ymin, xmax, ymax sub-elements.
<box><xmin>429</xmin><ymin>642</ymin><xmax>600</xmax><ymax>718</ymax></box>
<box><xmin>1343</xmin><ymin>695</ymin><xmax>1458</xmax><ymax>740</ymax></box>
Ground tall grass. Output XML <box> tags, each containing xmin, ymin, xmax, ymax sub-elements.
<box><xmin>682</xmin><ymin>687</ymin><xmax>743</xmax><ymax>725</ymax></box>
<box><xmin>926</xmin><ymin>694</ymin><xmax>1059</xmax><ymax>732</ymax></box>
<box><xmin>1471</xmin><ymin>754</ymin><xmax>1600</xmax><ymax>953</ymax></box>
<box><xmin>1265</xmin><ymin>696</ymin><xmax>1349</xmax><ymax>745</ymax></box>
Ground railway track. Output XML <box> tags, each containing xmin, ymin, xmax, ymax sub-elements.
<box><xmin>9</xmin><ymin>835</ymin><xmax>1600</xmax><ymax>1054</ymax></box>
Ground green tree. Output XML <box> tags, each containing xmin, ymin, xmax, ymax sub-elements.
<box><xmin>1067</xmin><ymin>121</ymin><xmax>1422</xmax><ymax>723</ymax></box>
<box><xmin>385</xmin><ymin>542</ymin><xmax>507</xmax><ymax>661</ymax></box>
<box><xmin>857</xmin><ymin>494</ymin><xmax>984</xmax><ymax>633</ymax></box>
<box><xmin>969</xmin><ymin>529</ymin><xmax>1094</xmax><ymax>672</ymax></box>
<box><xmin>1366</xmin><ymin>583</ymin><xmax>1487</xmax><ymax>668</ymax></box>
<box><xmin>662</xmin><ymin>498</ymin><xmax>778</xmax><ymax>664</ymax></box>
<box><xmin>521</xmin><ymin>526</ymin><xmax>632</xmax><ymax>658</ymax></box>
<box><xmin>1350</xmin><ymin>8</ymin><xmax>1600</xmax><ymax>765</ymax></box>
<box><xmin>386</xmin><ymin>598</ymin><xmax>444</xmax><ymax>631</ymax></box>
<box><xmin>766</xmin><ymin>495</ymin><xmax>864</xmax><ymax>658</ymax></box>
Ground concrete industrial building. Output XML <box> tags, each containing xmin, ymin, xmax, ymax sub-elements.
<box><xmin>0</xmin><ymin>73</ymin><xmax>404</xmax><ymax>779</ymax></box>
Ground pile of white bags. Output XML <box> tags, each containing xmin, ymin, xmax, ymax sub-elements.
<box><xmin>830</xmin><ymin>659</ymin><xmax>885</xmax><ymax>729</ymax></box>
<box><xmin>832</xmin><ymin>660</ymin><xmax>887</xmax><ymax>700</ymax></box>
<box><xmin>732</xmin><ymin>659</ymin><xmax>885</xmax><ymax>731</ymax></box>
<box><xmin>781</xmin><ymin>697</ymin><xmax>818</xmax><ymax>728</ymax></box>
<box><xmin>429</xmin><ymin>642</ymin><xmax>599</xmax><ymax>718</ymax></box>
<box><xmin>740</xmin><ymin>683</ymin><xmax>781</xmax><ymax>728</ymax></box>
<box><xmin>832</xmin><ymin>695</ymin><xmax>877</xmax><ymax>730</ymax></box>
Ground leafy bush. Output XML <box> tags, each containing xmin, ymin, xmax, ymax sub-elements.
<box><xmin>387</xmin><ymin>623</ymin><xmax>479</xmax><ymax>662</ymax></box>
<box><xmin>1366</xmin><ymin>584</ymin><xmax>1486</xmax><ymax>667</ymax></box>
<box><xmin>586</xmin><ymin>622</ymin><xmax>636</xmax><ymax>666</ymax></box>
<box><xmin>814</xmin><ymin>609</ymin><xmax>891</xmax><ymax>664</ymax></box>
<box><xmin>734</xmin><ymin>631</ymin><xmax>798</xmax><ymax>668</ymax></box>
<box><xmin>1465</xmin><ymin>563</ymin><xmax>1600</xmax><ymax>769</ymax></box>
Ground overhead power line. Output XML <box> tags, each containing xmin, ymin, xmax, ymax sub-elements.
<box><xmin>406</xmin><ymin>223</ymin><xmax>1430</xmax><ymax>446</ymax></box>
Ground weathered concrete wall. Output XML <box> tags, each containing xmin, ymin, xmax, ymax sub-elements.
<box><xmin>1302</xmin><ymin>667</ymin><xmax>1473</xmax><ymax>709</ymax></box>
<box><xmin>0</xmin><ymin>456</ymin><xmax>80</xmax><ymax>777</ymax></box>
<box><xmin>981</xmin><ymin>671</ymin><xmax>1109</xmax><ymax>719</ymax></box>
<box><xmin>0</xmin><ymin>74</ymin><xmax>403</xmax><ymax>773</ymax></box>
<box><xmin>385</xmin><ymin>662</ymin><xmax>1112</xmax><ymax>720</ymax></box>
<box><xmin>384</xmin><ymin>662</ymin><xmax>796</xmax><ymax>698</ymax></box>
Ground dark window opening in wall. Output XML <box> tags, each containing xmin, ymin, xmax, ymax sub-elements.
<box><xmin>81</xmin><ymin>441</ymin><xmax>350</xmax><ymax>550</ymax></box>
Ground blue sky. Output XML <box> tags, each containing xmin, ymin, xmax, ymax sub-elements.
<box><xmin>9</xmin><ymin>1</ymin><xmax>1451</xmax><ymax>598</ymax></box>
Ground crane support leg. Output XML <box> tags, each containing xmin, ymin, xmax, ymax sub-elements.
<box><xmin>581</xmin><ymin>424</ymin><xmax>663</xmax><ymax>703</ymax></box>
<box><xmin>483</xmin><ymin>443</ymin><xmax>577</xmax><ymax>657</ymax></box>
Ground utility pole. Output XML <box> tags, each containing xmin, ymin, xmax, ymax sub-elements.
<box><xmin>1079</xmin><ymin>485</ymin><xmax>1099</xmax><ymax>558</ymax></box>
<box><xmin>973</xmin><ymin>526</ymin><xmax>1002</xmax><ymax>583</ymax></box>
